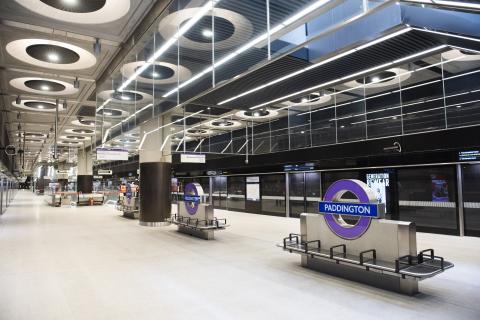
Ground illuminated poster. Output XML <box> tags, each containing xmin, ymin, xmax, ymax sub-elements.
<box><xmin>366</xmin><ymin>173</ymin><xmax>389</xmax><ymax>211</ymax></box>
<box><xmin>431</xmin><ymin>175</ymin><xmax>449</xmax><ymax>202</ymax></box>
<box><xmin>246</xmin><ymin>176</ymin><xmax>260</xmax><ymax>201</ymax></box>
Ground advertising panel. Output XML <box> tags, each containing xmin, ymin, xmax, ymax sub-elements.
<box><xmin>431</xmin><ymin>175</ymin><xmax>449</xmax><ymax>202</ymax></box>
<box><xmin>366</xmin><ymin>173</ymin><xmax>389</xmax><ymax>209</ymax></box>
<box><xmin>96</xmin><ymin>148</ymin><xmax>128</xmax><ymax>161</ymax></box>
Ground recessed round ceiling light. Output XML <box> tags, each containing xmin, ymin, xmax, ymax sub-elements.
<box><xmin>202</xmin><ymin>29</ymin><xmax>213</xmax><ymax>38</ymax></box>
<box><xmin>7</xmin><ymin>39</ymin><xmax>96</xmax><ymax>70</ymax></box>
<box><xmin>301</xmin><ymin>98</ymin><xmax>308</xmax><ymax>103</ymax></box>
<box><xmin>16</xmin><ymin>0</ymin><xmax>130</xmax><ymax>24</ymax></box>
<box><xmin>41</xmin><ymin>85</ymin><xmax>50</xmax><ymax>91</ymax></box>
<box><xmin>47</xmin><ymin>52</ymin><xmax>60</xmax><ymax>62</ymax></box>
<box><xmin>38</xmin><ymin>105</ymin><xmax>44</xmax><ymax>109</ymax></box>
<box><xmin>120</xmin><ymin>95</ymin><xmax>130</xmax><ymax>101</ymax></box>
<box><xmin>159</xmin><ymin>8</ymin><xmax>253</xmax><ymax>51</ymax></box>
<box><xmin>121</xmin><ymin>61</ymin><xmax>191</xmax><ymax>85</ymax></box>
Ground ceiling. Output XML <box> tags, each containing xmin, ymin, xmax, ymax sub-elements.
<box><xmin>0</xmin><ymin>0</ymin><xmax>156</xmax><ymax>172</ymax></box>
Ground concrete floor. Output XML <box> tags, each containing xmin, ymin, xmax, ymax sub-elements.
<box><xmin>0</xmin><ymin>191</ymin><xmax>479</xmax><ymax>320</ymax></box>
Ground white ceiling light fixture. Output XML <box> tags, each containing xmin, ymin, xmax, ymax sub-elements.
<box><xmin>121</xmin><ymin>61</ymin><xmax>192</xmax><ymax>85</ymax></box>
<box><xmin>163</xmin><ymin>0</ymin><xmax>335</xmax><ymax>98</ymax></box>
<box><xmin>14</xmin><ymin>0</ymin><xmax>130</xmax><ymax>24</ymax></box>
<box><xmin>217</xmin><ymin>28</ymin><xmax>412</xmax><ymax>105</ymax></box>
<box><xmin>9</xmin><ymin>77</ymin><xmax>79</xmax><ymax>96</ymax></box>
<box><xmin>118</xmin><ymin>0</ymin><xmax>220</xmax><ymax>92</ymax></box>
<box><xmin>6</xmin><ymin>39</ymin><xmax>97</xmax><ymax>70</ymax></box>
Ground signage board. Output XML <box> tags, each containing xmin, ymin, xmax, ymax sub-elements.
<box><xmin>284</xmin><ymin>163</ymin><xmax>315</xmax><ymax>172</ymax></box>
<box><xmin>56</xmin><ymin>170</ymin><xmax>69</xmax><ymax>175</ymax></box>
<box><xmin>246</xmin><ymin>176</ymin><xmax>260</xmax><ymax>183</ymax></box>
<box><xmin>319</xmin><ymin>201</ymin><xmax>382</xmax><ymax>218</ymax></box>
<box><xmin>180</xmin><ymin>153</ymin><xmax>205</xmax><ymax>163</ymax></box>
<box><xmin>96</xmin><ymin>148</ymin><xmax>128</xmax><ymax>161</ymax></box>
<box><xmin>207</xmin><ymin>170</ymin><xmax>219</xmax><ymax>176</ymax></box>
<box><xmin>98</xmin><ymin>169</ymin><xmax>112</xmax><ymax>175</ymax></box>
<box><xmin>459</xmin><ymin>150</ymin><xmax>480</xmax><ymax>161</ymax></box>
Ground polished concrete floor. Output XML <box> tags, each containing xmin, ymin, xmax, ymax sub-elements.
<box><xmin>0</xmin><ymin>191</ymin><xmax>479</xmax><ymax>320</ymax></box>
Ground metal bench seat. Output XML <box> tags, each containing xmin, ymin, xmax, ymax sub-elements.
<box><xmin>280</xmin><ymin>233</ymin><xmax>453</xmax><ymax>280</ymax></box>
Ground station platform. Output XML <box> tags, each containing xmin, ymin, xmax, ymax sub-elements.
<box><xmin>0</xmin><ymin>190</ymin><xmax>479</xmax><ymax>320</ymax></box>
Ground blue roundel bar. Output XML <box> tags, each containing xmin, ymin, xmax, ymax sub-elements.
<box><xmin>184</xmin><ymin>195</ymin><xmax>201</xmax><ymax>203</ymax></box>
<box><xmin>319</xmin><ymin>201</ymin><xmax>384</xmax><ymax>218</ymax></box>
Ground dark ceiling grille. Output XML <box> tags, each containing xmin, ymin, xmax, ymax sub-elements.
<box><xmin>193</xmin><ymin>30</ymin><xmax>442</xmax><ymax>109</ymax></box>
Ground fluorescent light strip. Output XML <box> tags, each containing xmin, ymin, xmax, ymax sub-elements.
<box><xmin>118</xmin><ymin>1</ymin><xmax>219</xmax><ymax>92</ymax></box>
<box><xmin>414</xmin><ymin>27</ymin><xmax>480</xmax><ymax>44</ymax></box>
<box><xmin>405</xmin><ymin>0</ymin><xmax>480</xmax><ymax>10</ymax></box>
<box><xmin>163</xmin><ymin>0</ymin><xmax>333</xmax><ymax>98</ymax></box>
<box><xmin>96</xmin><ymin>98</ymin><xmax>111</xmax><ymax>112</ymax></box>
<box><xmin>218</xmin><ymin>28</ymin><xmax>411</xmax><ymax>105</ymax></box>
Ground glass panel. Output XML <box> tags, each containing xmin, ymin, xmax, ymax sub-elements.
<box><xmin>463</xmin><ymin>164</ymin><xmax>480</xmax><ymax>237</ymax></box>
<box><xmin>289</xmin><ymin>172</ymin><xmax>305</xmax><ymax>218</ymax></box>
<box><xmin>213</xmin><ymin>176</ymin><xmax>227</xmax><ymax>209</ymax></box>
<box><xmin>305</xmin><ymin>172</ymin><xmax>321</xmax><ymax>213</ymax></box>
<box><xmin>227</xmin><ymin>176</ymin><xmax>245</xmax><ymax>211</ymax></box>
<box><xmin>397</xmin><ymin>166</ymin><xmax>458</xmax><ymax>234</ymax></box>
<box><xmin>261</xmin><ymin>174</ymin><xmax>285</xmax><ymax>216</ymax></box>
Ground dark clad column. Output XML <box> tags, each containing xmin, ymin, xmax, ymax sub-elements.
<box><xmin>77</xmin><ymin>175</ymin><xmax>93</xmax><ymax>193</ymax></box>
<box><xmin>139</xmin><ymin>162</ymin><xmax>171</xmax><ymax>226</ymax></box>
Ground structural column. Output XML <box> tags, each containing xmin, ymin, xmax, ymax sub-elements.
<box><xmin>139</xmin><ymin>117</ymin><xmax>171</xmax><ymax>226</ymax></box>
<box><xmin>77</xmin><ymin>148</ymin><xmax>93</xmax><ymax>193</ymax></box>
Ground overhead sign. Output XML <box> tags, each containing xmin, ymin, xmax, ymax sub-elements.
<box><xmin>459</xmin><ymin>150</ymin><xmax>480</xmax><ymax>161</ymax></box>
<box><xmin>284</xmin><ymin>163</ymin><xmax>315</xmax><ymax>172</ymax></box>
<box><xmin>98</xmin><ymin>169</ymin><xmax>112</xmax><ymax>175</ymax></box>
<box><xmin>96</xmin><ymin>148</ymin><xmax>128</xmax><ymax>161</ymax></box>
<box><xmin>56</xmin><ymin>170</ymin><xmax>69</xmax><ymax>175</ymax></box>
<box><xmin>180</xmin><ymin>153</ymin><xmax>205</xmax><ymax>163</ymax></box>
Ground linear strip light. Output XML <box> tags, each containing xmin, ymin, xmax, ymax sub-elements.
<box><xmin>221</xmin><ymin>140</ymin><xmax>232</xmax><ymax>153</ymax></box>
<box><xmin>162</xmin><ymin>0</ymin><xmax>332</xmax><ymax>98</ymax></box>
<box><xmin>250</xmin><ymin>45</ymin><xmax>447</xmax><ymax>110</ymax></box>
<box><xmin>138</xmin><ymin>110</ymin><xmax>204</xmax><ymax>150</ymax></box>
<box><xmin>414</xmin><ymin>27</ymin><xmax>480</xmax><ymax>43</ymax></box>
<box><xmin>405</xmin><ymin>0</ymin><xmax>480</xmax><ymax>10</ymax></box>
<box><xmin>175</xmin><ymin>138</ymin><xmax>185</xmax><ymax>152</ymax></box>
<box><xmin>118</xmin><ymin>1</ymin><xmax>220</xmax><ymax>92</ymax></box>
<box><xmin>217</xmin><ymin>28</ymin><xmax>412</xmax><ymax>105</ymax></box>
<box><xmin>97</xmin><ymin>98</ymin><xmax>111</xmax><ymax>112</ymax></box>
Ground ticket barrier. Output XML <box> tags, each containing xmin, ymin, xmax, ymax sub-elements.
<box><xmin>121</xmin><ymin>196</ymin><xmax>139</xmax><ymax>219</ymax></box>
<box><xmin>46</xmin><ymin>192</ymin><xmax>77</xmax><ymax>207</ymax></box>
<box><xmin>279</xmin><ymin>180</ymin><xmax>453</xmax><ymax>295</ymax></box>
<box><xmin>167</xmin><ymin>183</ymin><xmax>229</xmax><ymax>240</ymax></box>
<box><xmin>76</xmin><ymin>193</ymin><xmax>105</xmax><ymax>206</ymax></box>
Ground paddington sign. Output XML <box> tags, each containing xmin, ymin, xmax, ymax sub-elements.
<box><xmin>319</xmin><ymin>202</ymin><xmax>381</xmax><ymax>218</ymax></box>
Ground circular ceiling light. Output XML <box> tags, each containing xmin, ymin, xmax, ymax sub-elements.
<box><xmin>71</xmin><ymin>118</ymin><xmax>95</xmax><ymax>127</ymax></box>
<box><xmin>286</xmin><ymin>94</ymin><xmax>332</xmax><ymax>109</ymax></box>
<box><xmin>10</xmin><ymin>77</ymin><xmax>78</xmax><ymax>95</ymax></box>
<box><xmin>97</xmin><ymin>107</ymin><xmax>128</xmax><ymax>118</ymax></box>
<box><xmin>58</xmin><ymin>140</ymin><xmax>82</xmax><ymax>146</ymax></box>
<box><xmin>65</xmin><ymin>128</ymin><xmax>95</xmax><ymax>135</ymax></box>
<box><xmin>442</xmin><ymin>49</ymin><xmax>480</xmax><ymax>62</ymax></box>
<box><xmin>98</xmin><ymin>89</ymin><xmax>153</xmax><ymax>104</ymax></box>
<box><xmin>22</xmin><ymin>132</ymin><xmax>47</xmax><ymax>138</ymax></box>
<box><xmin>12</xmin><ymin>99</ymin><xmax>66</xmax><ymax>112</ymax></box>
<box><xmin>61</xmin><ymin>135</ymin><xmax>88</xmax><ymax>141</ymax></box>
<box><xmin>121</xmin><ymin>61</ymin><xmax>191</xmax><ymax>85</ymax></box>
<box><xmin>158</xmin><ymin>8</ymin><xmax>253</xmax><ymax>51</ymax></box>
<box><xmin>342</xmin><ymin>68</ymin><xmax>410</xmax><ymax>89</ymax></box>
<box><xmin>15</xmin><ymin>0</ymin><xmax>130</xmax><ymax>24</ymax></box>
<box><xmin>115</xmin><ymin>138</ymin><xmax>139</xmax><ymax>144</ymax></box>
<box><xmin>235</xmin><ymin>109</ymin><xmax>279</xmax><ymax>120</ymax></box>
<box><xmin>206</xmin><ymin>119</ymin><xmax>242</xmax><ymax>129</ymax></box>
<box><xmin>185</xmin><ymin>128</ymin><xmax>214</xmax><ymax>137</ymax></box>
<box><xmin>6</xmin><ymin>39</ymin><xmax>96</xmax><ymax>70</ymax></box>
<box><xmin>125</xmin><ymin>131</ymin><xmax>140</xmax><ymax>138</ymax></box>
